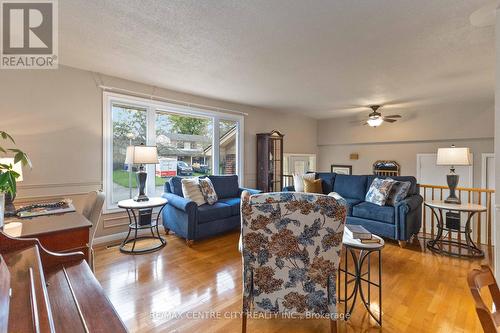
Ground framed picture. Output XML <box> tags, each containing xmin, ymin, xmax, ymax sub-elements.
<box><xmin>330</xmin><ymin>164</ymin><xmax>352</xmax><ymax>175</ymax></box>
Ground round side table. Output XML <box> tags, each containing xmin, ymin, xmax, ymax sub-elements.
<box><xmin>118</xmin><ymin>197</ymin><xmax>167</xmax><ymax>254</ymax></box>
<box><xmin>339</xmin><ymin>232</ymin><xmax>384</xmax><ymax>326</ymax></box>
<box><xmin>425</xmin><ymin>200</ymin><xmax>486</xmax><ymax>258</ymax></box>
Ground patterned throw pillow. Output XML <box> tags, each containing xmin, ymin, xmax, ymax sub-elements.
<box><xmin>181</xmin><ymin>178</ymin><xmax>206</xmax><ymax>206</ymax></box>
<box><xmin>303</xmin><ymin>178</ymin><xmax>323</xmax><ymax>193</ymax></box>
<box><xmin>385</xmin><ymin>180</ymin><xmax>411</xmax><ymax>206</ymax></box>
<box><xmin>293</xmin><ymin>173</ymin><xmax>315</xmax><ymax>192</ymax></box>
<box><xmin>365</xmin><ymin>178</ymin><xmax>396</xmax><ymax>206</ymax></box>
<box><xmin>199</xmin><ymin>177</ymin><xmax>218</xmax><ymax>205</ymax></box>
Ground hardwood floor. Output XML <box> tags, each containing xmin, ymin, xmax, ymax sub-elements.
<box><xmin>94</xmin><ymin>232</ymin><xmax>492</xmax><ymax>332</ymax></box>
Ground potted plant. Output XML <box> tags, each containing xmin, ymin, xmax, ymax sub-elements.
<box><xmin>0</xmin><ymin>131</ymin><xmax>31</xmax><ymax>218</ymax></box>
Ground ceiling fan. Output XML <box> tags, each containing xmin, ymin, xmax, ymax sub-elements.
<box><xmin>364</xmin><ymin>105</ymin><xmax>401</xmax><ymax>127</ymax></box>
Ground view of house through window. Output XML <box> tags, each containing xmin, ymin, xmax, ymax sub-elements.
<box><xmin>219</xmin><ymin>119</ymin><xmax>238</xmax><ymax>175</ymax></box>
<box><xmin>111</xmin><ymin>104</ymin><xmax>147</xmax><ymax>204</ymax></box>
<box><xmin>105</xmin><ymin>94</ymin><xmax>243</xmax><ymax>209</ymax></box>
<box><xmin>154</xmin><ymin>112</ymin><xmax>214</xmax><ymax>197</ymax></box>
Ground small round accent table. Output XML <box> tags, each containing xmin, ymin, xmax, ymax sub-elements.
<box><xmin>118</xmin><ymin>197</ymin><xmax>167</xmax><ymax>254</ymax></box>
<box><xmin>339</xmin><ymin>232</ymin><xmax>384</xmax><ymax>326</ymax></box>
<box><xmin>425</xmin><ymin>200</ymin><xmax>486</xmax><ymax>258</ymax></box>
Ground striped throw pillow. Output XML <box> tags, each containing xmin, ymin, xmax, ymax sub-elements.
<box><xmin>181</xmin><ymin>178</ymin><xmax>206</xmax><ymax>206</ymax></box>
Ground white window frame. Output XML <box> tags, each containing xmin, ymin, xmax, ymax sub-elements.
<box><xmin>103</xmin><ymin>92</ymin><xmax>245</xmax><ymax>212</ymax></box>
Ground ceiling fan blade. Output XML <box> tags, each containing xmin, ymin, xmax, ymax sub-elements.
<box><xmin>383</xmin><ymin>115</ymin><xmax>402</xmax><ymax>118</ymax></box>
<box><xmin>383</xmin><ymin>118</ymin><xmax>397</xmax><ymax>123</ymax></box>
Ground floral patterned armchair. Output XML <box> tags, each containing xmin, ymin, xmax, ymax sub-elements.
<box><xmin>240</xmin><ymin>191</ymin><xmax>347</xmax><ymax>332</ymax></box>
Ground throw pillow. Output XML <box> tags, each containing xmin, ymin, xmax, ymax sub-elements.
<box><xmin>386</xmin><ymin>180</ymin><xmax>411</xmax><ymax>206</ymax></box>
<box><xmin>365</xmin><ymin>178</ymin><xmax>396</xmax><ymax>206</ymax></box>
<box><xmin>181</xmin><ymin>178</ymin><xmax>206</xmax><ymax>206</ymax></box>
<box><xmin>199</xmin><ymin>177</ymin><xmax>218</xmax><ymax>205</ymax></box>
<box><xmin>293</xmin><ymin>173</ymin><xmax>316</xmax><ymax>192</ymax></box>
<box><xmin>303</xmin><ymin>178</ymin><xmax>323</xmax><ymax>193</ymax></box>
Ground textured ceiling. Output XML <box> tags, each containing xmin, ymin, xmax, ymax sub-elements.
<box><xmin>60</xmin><ymin>0</ymin><xmax>494</xmax><ymax>118</ymax></box>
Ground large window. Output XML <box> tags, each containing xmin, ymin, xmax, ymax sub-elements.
<box><xmin>154</xmin><ymin>111</ymin><xmax>214</xmax><ymax>197</ymax></box>
<box><xmin>103</xmin><ymin>93</ymin><xmax>244</xmax><ymax>211</ymax></box>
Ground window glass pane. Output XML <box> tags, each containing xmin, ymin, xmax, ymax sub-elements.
<box><xmin>219</xmin><ymin>119</ymin><xmax>238</xmax><ymax>175</ymax></box>
<box><xmin>155</xmin><ymin>111</ymin><xmax>213</xmax><ymax>196</ymax></box>
<box><xmin>111</xmin><ymin>104</ymin><xmax>147</xmax><ymax>204</ymax></box>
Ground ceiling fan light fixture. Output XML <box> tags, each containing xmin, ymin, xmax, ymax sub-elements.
<box><xmin>367</xmin><ymin>117</ymin><xmax>384</xmax><ymax>127</ymax></box>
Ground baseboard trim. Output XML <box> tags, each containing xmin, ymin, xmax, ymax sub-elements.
<box><xmin>93</xmin><ymin>231</ymin><xmax>130</xmax><ymax>246</ymax></box>
<box><xmin>93</xmin><ymin>227</ymin><xmax>166</xmax><ymax>247</ymax></box>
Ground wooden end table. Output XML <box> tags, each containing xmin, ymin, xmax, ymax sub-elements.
<box><xmin>425</xmin><ymin>200</ymin><xmax>486</xmax><ymax>258</ymax></box>
<box><xmin>118</xmin><ymin>197</ymin><xmax>167</xmax><ymax>254</ymax></box>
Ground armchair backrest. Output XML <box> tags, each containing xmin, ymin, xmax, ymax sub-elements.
<box><xmin>241</xmin><ymin>191</ymin><xmax>347</xmax><ymax>316</ymax></box>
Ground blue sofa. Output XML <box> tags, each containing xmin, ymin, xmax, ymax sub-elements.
<box><xmin>284</xmin><ymin>173</ymin><xmax>423</xmax><ymax>246</ymax></box>
<box><xmin>162</xmin><ymin>175</ymin><xmax>260</xmax><ymax>245</ymax></box>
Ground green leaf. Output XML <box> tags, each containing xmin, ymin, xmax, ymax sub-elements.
<box><xmin>8</xmin><ymin>149</ymin><xmax>31</xmax><ymax>168</ymax></box>
<box><xmin>0</xmin><ymin>147</ymin><xmax>6</xmax><ymax>154</ymax></box>
<box><xmin>14</xmin><ymin>152</ymin><xmax>22</xmax><ymax>164</ymax></box>
<box><xmin>0</xmin><ymin>172</ymin><xmax>9</xmax><ymax>186</ymax></box>
<box><xmin>7</xmin><ymin>171</ymin><xmax>16</xmax><ymax>195</ymax></box>
<box><xmin>0</xmin><ymin>131</ymin><xmax>15</xmax><ymax>144</ymax></box>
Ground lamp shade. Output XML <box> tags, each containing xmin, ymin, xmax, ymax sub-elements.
<box><xmin>436</xmin><ymin>147</ymin><xmax>471</xmax><ymax>166</ymax></box>
<box><xmin>125</xmin><ymin>145</ymin><xmax>159</xmax><ymax>165</ymax></box>
<box><xmin>0</xmin><ymin>157</ymin><xmax>23</xmax><ymax>181</ymax></box>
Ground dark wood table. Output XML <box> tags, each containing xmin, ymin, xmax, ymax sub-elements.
<box><xmin>3</xmin><ymin>212</ymin><xmax>92</xmax><ymax>261</ymax></box>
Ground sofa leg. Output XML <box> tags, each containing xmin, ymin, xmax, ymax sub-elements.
<box><xmin>186</xmin><ymin>239</ymin><xmax>195</xmax><ymax>247</ymax></box>
<box><xmin>164</xmin><ymin>228</ymin><xmax>170</xmax><ymax>235</ymax></box>
<box><xmin>398</xmin><ymin>240</ymin><xmax>407</xmax><ymax>248</ymax></box>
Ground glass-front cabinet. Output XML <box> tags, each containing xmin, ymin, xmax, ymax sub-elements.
<box><xmin>256</xmin><ymin>130</ymin><xmax>284</xmax><ymax>192</ymax></box>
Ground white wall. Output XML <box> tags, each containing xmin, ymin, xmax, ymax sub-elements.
<box><xmin>317</xmin><ymin>101</ymin><xmax>494</xmax><ymax>188</ymax></box>
<box><xmin>318</xmin><ymin>139</ymin><xmax>493</xmax><ymax>187</ymax></box>
<box><xmin>0</xmin><ymin>65</ymin><xmax>318</xmax><ymax>238</ymax></box>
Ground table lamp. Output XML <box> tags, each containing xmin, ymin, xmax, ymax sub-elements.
<box><xmin>0</xmin><ymin>157</ymin><xmax>23</xmax><ymax>215</ymax></box>
<box><xmin>125</xmin><ymin>144</ymin><xmax>159</xmax><ymax>202</ymax></box>
<box><xmin>436</xmin><ymin>146</ymin><xmax>471</xmax><ymax>204</ymax></box>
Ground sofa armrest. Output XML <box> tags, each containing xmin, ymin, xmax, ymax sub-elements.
<box><xmin>239</xmin><ymin>187</ymin><xmax>261</xmax><ymax>196</ymax></box>
<box><xmin>282</xmin><ymin>186</ymin><xmax>295</xmax><ymax>192</ymax></box>
<box><xmin>395</xmin><ymin>194</ymin><xmax>423</xmax><ymax>241</ymax></box>
<box><xmin>396</xmin><ymin>194</ymin><xmax>423</xmax><ymax>211</ymax></box>
<box><xmin>162</xmin><ymin>192</ymin><xmax>197</xmax><ymax>213</ymax></box>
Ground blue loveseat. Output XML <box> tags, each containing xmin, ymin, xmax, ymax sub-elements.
<box><xmin>162</xmin><ymin>175</ymin><xmax>260</xmax><ymax>245</ymax></box>
<box><xmin>284</xmin><ymin>173</ymin><xmax>423</xmax><ymax>246</ymax></box>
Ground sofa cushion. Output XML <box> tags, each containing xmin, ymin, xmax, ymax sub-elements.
<box><xmin>344</xmin><ymin>198</ymin><xmax>363</xmax><ymax>216</ymax></box>
<box><xmin>304</xmin><ymin>178</ymin><xmax>323</xmax><ymax>193</ymax></box>
<box><xmin>365</xmin><ymin>178</ymin><xmax>396</xmax><ymax>206</ymax></box>
<box><xmin>208</xmin><ymin>175</ymin><xmax>239</xmax><ymax>199</ymax></box>
<box><xmin>217</xmin><ymin>197</ymin><xmax>241</xmax><ymax>216</ymax></box>
<box><xmin>352</xmin><ymin>202</ymin><xmax>395</xmax><ymax>224</ymax></box>
<box><xmin>316</xmin><ymin>172</ymin><xmax>336</xmax><ymax>194</ymax></box>
<box><xmin>333</xmin><ymin>175</ymin><xmax>368</xmax><ymax>201</ymax></box>
<box><xmin>169</xmin><ymin>176</ymin><xmax>184</xmax><ymax>197</ymax></box>
<box><xmin>367</xmin><ymin>175</ymin><xmax>418</xmax><ymax>196</ymax></box>
<box><xmin>386</xmin><ymin>180</ymin><xmax>411</xmax><ymax>206</ymax></box>
<box><xmin>293</xmin><ymin>173</ymin><xmax>316</xmax><ymax>192</ymax></box>
<box><xmin>181</xmin><ymin>178</ymin><xmax>206</xmax><ymax>206</ymax></box>
<box><xmin>197</xmin><ymin>202</ymin><xmax>232</xmax><ymax>223</ymax></box>
<box><xmin>199</xmin><ymin>177</ymin><xmax>218</xmax><ymax>205</ymax></box>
